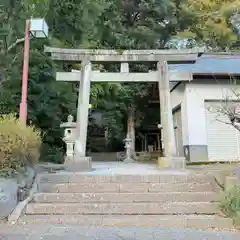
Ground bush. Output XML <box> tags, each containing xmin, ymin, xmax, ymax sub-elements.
<box><xmin>39</xmin><ymin>143</ymin><xmax>65</xmax><ymax>164</ymax></box>
<box><xmin>219</xmin><ymin>185</ymin><xmax>240</xmax><ymax>218</ymax></box>
<box><xmin>0</xmin><ymin>114</ymin><xmax>41</xmax><ymax>176</ymax></box>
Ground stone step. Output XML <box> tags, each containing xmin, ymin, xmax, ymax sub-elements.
<box><xmin>38</xmin><ymin>182</ymin><xmax>215</xmax><ymax>193</ymax></box>
<box><xmin>39</xmin><ymin>173</ymin><xmax>214</xmax><ymax>184</ymax></box>
<box><xmin>33</xmin><ymin>192</ymin><xmax>218</xmax><ymax>203</ymax></box>
<box><xmin>18</xmin><ymin>215</ymin><xmax>232</xmax><ymax>230</ymax></box>
<box><xmin>26</xmin><ymin>202</ymin><xmax>218</xmax><ymax>215</ymax></box>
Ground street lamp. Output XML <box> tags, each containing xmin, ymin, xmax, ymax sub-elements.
<box><xmin>19</xmin><ymin>18</ymin><xmax>48</xmax><ymax>125</ymax></box>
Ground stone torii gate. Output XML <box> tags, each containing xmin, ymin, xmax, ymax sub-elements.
<box><xmin>45</xmin><ymin>47</ymin><xmax>204</xmax><ymax>171</ymax></box>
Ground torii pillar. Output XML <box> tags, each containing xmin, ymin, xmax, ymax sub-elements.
<box><xmin>65</xmin><ymin>61</ymin><xmax>92</xmax><ymax>171</ymax></box>
<box><xmin>158</xmin><ymin>61</ymin><xmax>176</xmax><ymax>167</ymax></box>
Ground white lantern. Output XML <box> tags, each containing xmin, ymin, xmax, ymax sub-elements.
<box><xmin>30</xmin><ymin>18</ymin><xmax>48</xmax><ymax>38</ymax></box>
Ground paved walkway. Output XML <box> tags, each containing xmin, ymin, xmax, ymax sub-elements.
<box><xmin>0</xmin><ymin>225</ymin><xmax>239</xmax><ymax>239</ymax></box>
<box><xmin>38</xmin><ymin>161</ymin><xmax>191</xmax><ymax>176</ymax></box>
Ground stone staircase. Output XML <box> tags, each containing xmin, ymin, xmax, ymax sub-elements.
<box><xmin>19</xmin><ymin>172</ymin><xmax>233</xmax><ymax>229</ymax></box>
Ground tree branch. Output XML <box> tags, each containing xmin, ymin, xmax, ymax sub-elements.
<box><xmin>232</xmin><ymin>122</ymin><xmax>240</xmax><ymax>131</ymax></box>
<box><xmin>7</xmin><ymin>37</ymin><xmax>25</xmax><ymax>52</ymax></box>
<box><xmin>215</xmin><ymin>118</ymin><xmax>232</xmax><ymax>125</ymax></box>
<box><xmin>11</xmin><ymin>50</ymin><xmax>23</xmax><ymax>65</ymax></box>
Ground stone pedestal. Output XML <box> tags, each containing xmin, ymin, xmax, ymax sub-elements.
<box><xmin>157</xmin><ymin>157</ymin><xmax>171</xmax><ymax>168</ymax></box>
<box><xmin>157</xmin><ymin>156</ymin><xmax>185</xmax><ymax>169</ymax></box>
<box><xmin>172</xmin><ymin>157</ymin><xmax>185</xmax><ymax>169</ymax></box>
<box><xmin>64</xmin><ymin>157</ymin><xmax>92</xmax><ymax>172</ymax></box>
<box><xmin>124</xmin><ymin>157</ymin><xmax>135</xmax><ymax>163</ymax></box>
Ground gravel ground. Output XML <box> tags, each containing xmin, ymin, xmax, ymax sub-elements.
<box><xmin>0</xmin><ymin>225</ymin><xmax>240</xmax><ymax>240</ymax></box>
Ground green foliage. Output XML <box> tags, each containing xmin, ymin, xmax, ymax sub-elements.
<box><xmin>40</xmin><ymin>143</ymin><xmax>65</xmax><ymax>164</ymax></box>
<box><xmin>219</xmin><ymin>185</ymin><xmax>240</xmax><ymax>218</ymax></box>
<box><xmin>1</xmin><ymin>39</ymin><xmax>77</xmax><ymax>162</ymax></box>
<box><xmin>31</xmin><ymin>53</ymin><xmax>77</xmax><ymax>162</ymax></box>
<box><xmin>46</xmin><ymin>0</ymin><xmax>109</xmax><ymax>48</ymax></box>
<box><xmin>0</xmin><ymin>114</ymin><xmax>41</xmax><ymax>177</ymax></box>
<box><xmin>178</xmin><ymin>0</ymin><xmax>240</xmax><ymax>49</ymax></box>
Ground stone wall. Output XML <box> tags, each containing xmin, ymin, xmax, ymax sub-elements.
<box><xmin>0</xmin><ymin>167</ymin><xmax>35</xmax><ymax>220</ymax></box>
<box><xmin>0</xmin><ymin>179</ymin><xmax>18</xmax><ymax>220</ymax></box>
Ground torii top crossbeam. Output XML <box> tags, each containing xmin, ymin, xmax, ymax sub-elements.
<box><xmin>44</xmin><ymin>46</ymin><xmax>205</xmax><ymax>63</ymax></box>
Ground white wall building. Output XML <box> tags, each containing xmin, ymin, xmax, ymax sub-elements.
<box><xmin>170</xmin><ymin>54</ymin><xmax>240</xmax><ymax>162</ymax></box>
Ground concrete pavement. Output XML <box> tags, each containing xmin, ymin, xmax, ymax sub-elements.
<box><xmin>0</xmin><ymin>225</ymin><xmax>239</xmax><ymax>240</ymax></box>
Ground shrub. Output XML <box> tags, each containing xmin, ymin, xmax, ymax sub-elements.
<box><xmin>0</xmin><ymin>114</ymin><xmax>41</xmax><ymax>176</ymax></box>
<box><xmin>40</xmin><ymin>143</ymin><xmax>65</xmax><ymax>164</ymax></box>
<box><xmin>219</xmin><ymin>185</ymin><xmax>240</xmax><ymax>218</ymax></box>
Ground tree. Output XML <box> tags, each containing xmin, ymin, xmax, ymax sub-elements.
<box><xmin>92</xmin><ymin>0</ymin><xmax>195</xmax><ymax>49</ymax></box>
<box><xmin>1</xmin><ymin>39</ymin><xmax>78</xmax><ymax>162</ymax></box>
<box><xmin>0</xmin><ymin>0</ymin><xmax>78</xmax><ymax>163</ymax></box>
<box><xmin>46</xmin><ymin>0</ymin><xmax>110</xmax><ymax>48</ymax></box>
<box><xmin>0</xmin><ymin>0</ymin><xmax>30</xmax><ymax>110</ymax></box>
<box><xmin>87</xmin><ymin>0</ymin><xmax>198</xmax><ymax>153</ymax></box>
<box><xmin>167</xmin><ymin>0</ymin><xmax>240</xmax><ymax>50</ymax></box>
<box><xmin>207</xmin><ymin>88</ymin><xmax>240</xmax><ymax>132</ymax></box>
<box><xmin>0</xmin><ymin>0</ymin><xmax>26</xmax><ymax>84</ymax></box>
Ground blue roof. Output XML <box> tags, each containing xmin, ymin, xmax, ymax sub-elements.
<box><xmin>169</xmin><ymin>55</ymin><xmax>240</xmax><ymax>75</ymax></box>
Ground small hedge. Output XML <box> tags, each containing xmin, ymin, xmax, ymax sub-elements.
<box><xmin>0</xmin><ymin>114</ymin><xmax>41</xmax><ymax>177</ymax></box>
<box><xmin>219</xmin><ymin>185</ymin><xmax>240</xmax><ymax>228</ymax></box>
<box><xmin>219</xmin><ymin>185</ymin><xmax>240</xmax><ymax>218</ymax></box>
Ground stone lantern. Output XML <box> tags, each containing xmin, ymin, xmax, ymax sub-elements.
<box><xmin>60</xmin><ymin>115</ymin><xmax>77</xmax><ymax>161</ymax></box>
<box><xmin>123</xmin><ymin>134</ymin><xmax>134</xmax><ymax>163</ymax></box>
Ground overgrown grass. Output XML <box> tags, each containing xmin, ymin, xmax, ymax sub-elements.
<box><xmin>219</xmin><ymin>185</ymin><xmax>240</xmax><ymax>229</ymax></box>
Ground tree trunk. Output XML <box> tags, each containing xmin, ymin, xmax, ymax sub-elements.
<box><xmin>127</xmin><ymin>106</ymin><xmax>136</xmax><ymax>157</ymax></box>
